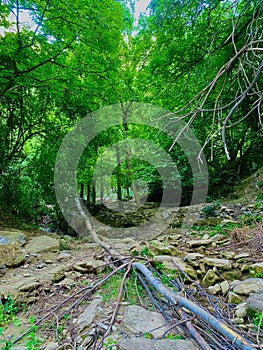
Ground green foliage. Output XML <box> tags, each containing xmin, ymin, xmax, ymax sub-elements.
<box><xmin>253</xmin><ymin>312</ymin><xmax>263</xmax><ymax>329</ymax></box>
<box><xmin>255</xmin><ymin>272</ymin><xmax>263</xmax><ymax>279</ymax></box>
<box><xmin>25</xmin><ymin>317</ymin><xmax>43</xmax><ymax>350</ymax></box>
<box><xmin>201</xmin><ymin>205</ymin><xmax>216</xmax><ymax>217</ymax></box>
<box><xmin>166</xmin><ymin>334</ymin><xmax>184</xmax><ymax>340</ymax></box>
<box><xmin>0</xmin><ymin>296</ymin><xmax>18</xmax><ymax>326</ymax></box>
<box><xmin>140</xmin><ymin>247</ymin><xmax>154</xmax><ymax>258</ymax></box>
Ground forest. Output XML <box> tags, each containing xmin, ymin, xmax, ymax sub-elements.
<box><xmin>0</xmin><ymin>0</ymin><xmax>263</xmax><ymax>228</ymax></box>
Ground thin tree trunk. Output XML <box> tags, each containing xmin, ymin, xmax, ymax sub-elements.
<box><xmin>92</xmin><ymin>179</ymin><xmax>96</xmax><ymax>205</ymax></box>
<box><xmin>115</xmin><ymin>144</ymin><xmax>123</xmax><ymax>209</ymax></box>
<box><xmin>80</xmin><ymin>183</ymin><xmax>84</xmax><ymax>198</ymax></box>
<box><xmin>87</xmin><ymin>183</ymin><xmax>91</xmax><ymax>203</ymax></box>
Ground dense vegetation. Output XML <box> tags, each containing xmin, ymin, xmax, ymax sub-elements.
<box><xmin>0</xmin><ymin>0</ymin><xmax>262</xmax><ymax>227</ymax></box>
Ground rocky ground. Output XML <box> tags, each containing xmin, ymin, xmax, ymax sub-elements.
<box><xmin>1</xmin><ymin>200</ymin><xmax>263</xmax><ymax>349</ymax></box>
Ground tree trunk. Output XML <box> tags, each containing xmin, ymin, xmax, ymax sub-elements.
<box><xmin>87</xmin><ymin>183</ymin><xmax>91</xmax><ymax>203</ymax></box>
<box><xmin>115</xmin><ymin>144</ymin><xmax>123</xmax><ymax>209</ymax></box>
<box><xmin>92</xmin><ymin>179</ymin><xmax>96</xmax><ymax>205</ymax></box>
<box><xmin>80</xmin><ymin>183</ymin><xmax>84</xmax><ymax>198</ymax></box>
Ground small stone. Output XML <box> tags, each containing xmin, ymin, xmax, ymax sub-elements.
<box><xmin>221</xmin><ymin>270</ymin><xmax>242</xmax><ymax>281</ymax></box>
<box><xmin>202</xmin><ymin>270</ymin><xmax>219</xmax><ymax>287</ymax></box>
<box><xmin>19</xmin><ymin>281</ymin><xmax>41</xmax><ymax>292</ymax></box>
<box><xmin>220</xmin><ymin>281</ymin><xmax>230</xmax><ymax>294</ymax></box>
<box><xmin>234</xmin><ymin>318</ymin><xmax>244</xmax><ymax>324</ymax></box>
<box><xmin>23</xmin><ymin>273</ymin><xmax>31</xmax><ymax>277</ymax></box>
<box><xmin>233</xmin><ymin>278</ymin><xmax>263</xmax><ymax>295</ymax></box>
<box><xmin>228</xmin><ymin>292</ymin><xmax>243</xmax><ymax>304</ymax></box>
<box><xmin>208</xmin><ymin>284</ymin><xmax>221</xmax><ymax>294</ymax></box>
<box><xmin>58</xmin><ymin>252</ymin><xmax>72</xmax><ymax>260</ymax></box>
<box><xmin>153</xmin><ymin>256</ymin><xmax>197</xmax><ymax>280</ymax></box>
<box><xmin>77</xmin><ymin>297</ymin><xmax>102</xmax><ymax>331</ymax></box>
<box><xmin>187</xmin><ymin>239</ymin><xmax>212</xmax><ymax>248</ymax></box>
<box><xmin>25</xmin><ymin>236</ymin><xmax>59</xmax><ymax>254</ymax></box>
<box><xmin>247</xmin><ymin>291</ymin><xmax>263</xmax><ymax>315</ymax></box>
<box><xmin>123</xmin><ymin>305</ymin><xmax>168</xmax><ymax>338</ymax></box>
<box><xmin>250</xmin><ymin>262</ymin><xmax>263</xmax><ymax>276</ymax></box>
<box><xmin>235</xmin><ymin>307</ymin><xmax>247</xmax><ymax>319</ymax></box>
<box><xmin>241</xmin><ymin>264</ymin><xmax>250</xmax><ymax>272</ymax></box>
<box><xmin>45</xmin><ymin>342</ymin><xmax>59</xmax><ymax>350</ymax></box>
<box><xmin>222</xmin><ymin>251</ymin><xmax>236</xmax><ymax>259</ymax></box>
<box><xmin>202</xmin><ymin>257</ymin><xmax>232</xmax><ymax>270</ymax></box>
<box><xmin>234</xmin><ymin>253</ymin><xmax>250</xmax><ymax>260</ymax></box>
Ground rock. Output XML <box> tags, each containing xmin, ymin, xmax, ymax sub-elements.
<box><xmin>153</xmin><ymin>256</ymin><xmax>197</xmax><ymax>280</ymax></box>
<box><xmin>52</xmin><ymin>269</ymin><xmax>66</xmax><ymax>282</ymax></box>
<box><xmin>149</xmin><ymin>242</ymin><xmax>174</xmax><ymax>255</ymax></box>
<box><xmin>220</xmin><ymin>281</ymin><xmax>230</xmax><ymax>294</ymax></box>
<box><xmin>246</xmin><ymin>291</ymin><xmax>263</xmax><ymax>315</ymax></box>
<box><xmin>241</xmin><ymin>264</ymin><xmax>250</xmax><ymax>272</ymax></box>
<box><xmin>58</xmin><ymin>252</ymin><xmax>72</xmax><ymax>260</ymax></box>
<box><xmin>249</xmin><ymin>262</ymin><xmax>263</xmax><ymax>276</ymax></box>
<box><xmin>234</xmin><ymin>317</ymin><xmax>244</xmax><ymax>324</ymax></box>
<box><xmin>222</xmin><ymin>251</ymin><xmax>236</xmax><ymax>259</ymax></box>
<box><xmin>25</xmin><ymin>236</ymin><xmax>59</xmax><ymax>254</ymax></box>
<box><xmin>45</xmin><ymin>342</ymin><xmax>59</xmax><ymax>350</ymax></box>
<box><xmin>182</xmin><ymin>253</ymin><xmax>203</xmax><ymax>267</ymax></box>
<box><xmin>228</xmin><ymin>292</ymin><xmax>244</xmax><ymax>304</ymax></box>
<box><xmin>202</xmin><ymin>270</ymin><xmax>219</xmax><ymax>287</ymax></box>
<box><xmin>208</xmin><ymin>284</ymin><xmax>221</xmax><ymax>294</ymax></box>
<box><xmin>19</xmin><ymin>280</ymin><xmax>41</xmax><ymax>292</ymax></box>
<box><xmin>202</xmin><ymin>257</ymin><xmax>232</xmax><ymax>270</ymax></box>
<box><xmin>0</xmin><ymin>239</ymin><xmax>26</xmax><ymax>267</ymax></box>
<box><xmin>235</xmin><ymin>306</ymin><xmax>247</xmax><ymax>319</ymax></box>
<box><xmin>187</xmin><ymin>239</ymin><xmax>212</xmax><ymax>248</ymax></box>
<box><xmin>0</xmin><ymin>230</ymin><xmax>26</xmax><ymax>244</ymax></box>
<box><xmin>123</xmin><ymin>305</ymin><xmax>168</xmax><ymax>338</ymax></box>
<box><xmin>221</xmin><ymin>270</ymin><xmax>242</xmax><ymax>281</ymax></box>
<box><xmin>234</xmin><ymin>253</ymin><xmax>250</xmax><ymax>260</ymax></box>
<box><xmin>233</xmin><ymin>278</ymin><xmax>263</xmax><ymax>295</ymax></box>
<box><xmin>77</xmin><ymin>297</ymin><xmax>102</xmax><ymax>331</ymax></box>
<box><xmin>119</xmin><ymin>338</ymin><xmax>199</xmax><ymax>350</ymax></box>
<box><xmin>73</xmin><ymin>259</ymin><xmax>105</xmax><ymax>273</ymax></box>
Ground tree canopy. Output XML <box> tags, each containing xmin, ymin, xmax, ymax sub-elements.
<box><xmin>0</xmin><ymin>0</ymin><xmax>262</xmax><ymax>226</ymax></box>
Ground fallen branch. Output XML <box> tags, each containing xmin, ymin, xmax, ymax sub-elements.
<box><xmin>133</xmin><ymin>262</ymin><xmax>259</xmax><ymax>350</ymax></box>
<box><xmin>75</xmin><ymin>197</ymin><xmax>260</xmax><ymax>350</ymax></box>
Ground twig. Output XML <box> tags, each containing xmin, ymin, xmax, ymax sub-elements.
<box><xmin>94</xmin><ymin>263</ymin><xmax>133</xmax><ymax>350</ymax></box>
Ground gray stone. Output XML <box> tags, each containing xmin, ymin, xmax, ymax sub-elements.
<box><xmin>202</xmin><ymin>257</ymin><xmax>232</xmax><ymax>270</ymax></box>
<box><xmin>187</xmin><ymin>239</ymin><xmax>212</xmax><ymax>248</ymax></box>
<box><xmin>234</xmin><ymin>253</ymin><xmax>250</xmax><ymax>260</ymax></box>
<box><xmin>221</xmin><ymin>270</ymin><xmax>242</xmax><ymax>281</ymax></box>
<box><xmin>222</xmin><ymin>251</ymin><xmax>236</xmax><ymax>259</ymax></box>
<box><xmin>0</xmin><ymin>236</ymin><xmax>10</xmax><ymax>244</ymax></box>
<box><xmin>234</xmin><ymin>317</ymin><xmax>244</xmax><ymax>324</ymax></box>
<box><xmin>153</xmin><ymin>256</ymin><xmax>197</xmax><ymax>280</ymax></box>
<box><xmin>220</xmin><ymin>281</ymin><xmax>230</xmax><ymax>294</ymax></box>
<box><xmin>207</xmin><ymin>284</ymin><xmax>221</xmax><ymax>294</ymax></box>
<box><xmin>233</xmin><ymin>278</ymin><xmax>263</xmax><ymax>295</ymax></box>
<box><xmin>58</xmin><ymin>252</ymin><xmax>72</xmax><ymax>260</ymax></box>
<box><xmin>45</xmin><ymin>342</ymin><xmax>59</xmax><ymax>350</ymax></box>
<box><xmin>123</xmin><ymin>305</ymin><xmax>168</xmax><ymax>338</ymax></box>
<box><xmin>0</xmin><ymin>230</ymin><xmax>26</xmax><ymax>244</ymax></box>
<box><xmin>25</xmin><ymin>235</ymin><xmax>60</xmax><ymax>253</ymax></box>
<box><xmin>119</xmin><ymin>338</ymin><xmax>199</xmax><ymax>350</ymax></box>
<box><xmin>77</xmin><ymin>297</ymin><xmax>102</xmax><ymax>331</ymax></box>
<box><xmin>228</xmin><ymin>292</ymin><xmax>243</xmax><ymax>304</ymax></box>
<box><xmin>249</xmin><ymin>262</ymin><xmax>263</xmax><ymax>276</ymax></box>
<box><xmin>19</xmin><ymin>280</ymin><xmax>41</xmax><ymax>292</ymax></box>
<box><xmin>247</xmin><ymin>291</ymin><xmax>263</xmax><ymax>315</ymax></box>
<box><xmin>202</xmin><ymin>270</ymin><xmax>219</xmax><ymax>287</ymax></box>
<box><xmin>235</xmin><ymin>306</ymin><xmax>247</xmax><ymax>319</ymax></box>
